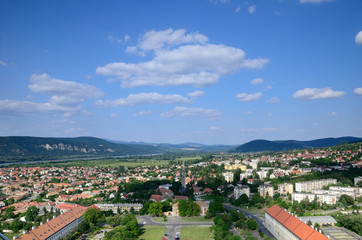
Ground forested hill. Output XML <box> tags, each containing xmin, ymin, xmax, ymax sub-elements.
<box><xmin>0</xmin><ymin>136</ymin><xmax>164</xmax><ymax>162</ymax></box>
<box><xmin>230</xmin><ymin>137</ymin><xmax>362</xmax><ymax>153</ymax></box>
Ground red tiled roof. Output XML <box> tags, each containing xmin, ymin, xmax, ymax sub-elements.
<box><xmin>265</xmin><ymin>205</ymin><xmax>329</xmax><ymax>240</ymax></box>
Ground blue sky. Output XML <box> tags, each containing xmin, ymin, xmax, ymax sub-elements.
<box><xmin>0</xmin><ymin>0</ymin><xmax>361</xmax><ymax>145</ymax></box>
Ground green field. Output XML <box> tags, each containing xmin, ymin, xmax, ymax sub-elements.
<box><xmin>180</xmin><ymin>216</ymin><xmax>213</xmax><ymax>222</ymax></box>
<box><xmin>139</xmin><ymin>225</ymin><xmax>166</xmax><ymax>240</ymax></box>
<box><xmin>180</xmin><ymin>225</ymin><xmax>212</xmax><ymax>240</ymax></box>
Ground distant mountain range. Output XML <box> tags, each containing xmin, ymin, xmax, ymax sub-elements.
<box><xmin>0</xmin><ymin>136</ymin><xmax>164</xmax><ymax>163</ymax></box>
<box><xmin>230</xmin><ymin>137</ymin><xmax>362</xmax><ymax>153</ymax></box>
<box><xmin>1</xmin><ymin>136</ymin><xmax>361</xmax><ymax>164</ymax></box>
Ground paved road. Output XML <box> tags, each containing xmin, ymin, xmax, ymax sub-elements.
<box><xmin>224</xmin><ymin>205</ymin><xmax>276</xmax><ymax>239</ymax></box>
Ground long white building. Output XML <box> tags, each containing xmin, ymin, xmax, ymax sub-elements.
<box><xmin>295</xmin><ymin>179</ymin><xmax>337</xmax><ymax>192</ymax></box>
<box><xmin>292</xmin><ymin>192</ymin><xmax>337</xmax><ymax>205</ymax></box>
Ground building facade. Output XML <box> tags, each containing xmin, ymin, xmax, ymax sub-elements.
<box><xmin>94</xmin><ymin>203</ymin><xmax>143</xmax><ymax>213</ymax></box>
<box><xmin>295</xmin><ymin>179</ymin><xmax>337</xmax><ymax>192</ymax></box>
<box><xmin>292</xmin><ymin>192</ymin><xmax>337</xmax><ymax>205</ymax></box>
<box><xmin>278</xmin><ymin>183</ymin><xmax>294</xmax><ymax>195</ymax></box>
<box><xmin>222</xmin><ymin>172</ymin><xmax>234</xmax><ymax>183</ymax></box>
<box><xmin>234</xmin><ymin>185</ymin><xmax>250</xmax><ymax>199</ymax></box>
<box><xmin>258</xmin><ymin>184</ymin><xmax>274</xmax><ymax>197</ymax></box>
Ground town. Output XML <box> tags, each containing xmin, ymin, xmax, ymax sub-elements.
<box><xmin>0</xmin><ymin>142</ymin><xmax>361</xmax><ymax>240</ymax></box>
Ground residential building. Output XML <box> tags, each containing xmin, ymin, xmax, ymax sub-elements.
<box><xmin>329</xmin><ymin>186</ymin><xmax>362</xmax><ymax>199</ymax></box>
<box><xmin>354</xmin><ymin>176</ymin><xmax>362</xmax><ymax>186</ymax></box>
<box><xmin>295</xmin><ymin>179</ymin><xmax>337</xmax><ymax>192</ymax></box>
<box><xmin>234</xmin><ymin>185</ymin><xmax>250</xmax><ymax>199</ymax></box>
<box><xmin>94</xmin><ymin>203</ymin><xmax>142</xmax><ymax>213</ymax></box>
<box><xmin>292</xmin><ymin>192</ymin><xmax>337</xmax><ymax>205</ymax></box>
<box><xmin>258</xmin><ymin>184</ymin><xmax>274</xmax><ymax>197</ymax></box>
<box><xmin>196</xmin><ymin>201</ymin><xmax>209</xmax><ymax>216</ymax></box>
<box><xmin>265</xmin><ymin>205</ymin><xmax>329</xmax><ymax>240</ymax></box>
<box><xmin>278</xmin><ymin>183</ymin><xmax>294</xmax><ymax>195</ymax></box>
<box><xmin>222</xmin><ymin>172</ymin><xmax>234</xmax><ymax>183</ymax></box>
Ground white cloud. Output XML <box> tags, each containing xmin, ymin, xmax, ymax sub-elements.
<box><xmin>108</xmin><ymin>34</ymin><xmax>130</xmax><ymax>44</ymax></box>
<box><xmin>329</xmin><ymin>112</ymin><xmax>338</xmax><ymax>117</ymax></box>
<box><xmin>244</xmin><ymin>111</ymin><xmax>253</xmax><ymax>115</ymax></box>
<box><xmin>210</xmin><ymin>126</ymin><xmax>220</xmax><ymax>131</ymax></box>
<box><xmin>293</xmin><ymin>87</ymin><xmax>346</xmax><ymax>100</ymax></box>
<box><xmin>133</xmin><ymin>110</ymin><xmax>152</xmax><ymax>117</ymax></box>
<box><xmin>356</xmin><ymin>31</ymin><xmax>362</xmax><ymax>45</ymax></box>
<box><xmin>161</xmin><ymin>106</ymin><xmax>222</xmax><ymax>119</ymax></box>
<box><xmin>187</xmin><ymin>90</ymin><xmax>205</xmax><ymax>99</ymax></box>
<box><xmin>110</xmin><ymin>113</ymin><xmax>119</xmax><ymax>117</ymax></box>
<box><xmin>248</xmin><ymin>5</ymin><xmax>256</xmax><ymax>14</ymax></box>
<box><xmin>96</xmin><ymin>29</ymin><xmax>268</xmax><ymax>88</ymax></box>
<box><xmin>250</xmin><ymin>78</ymin><xmax>264</xmax><ymax>85</ymax></box>
<box><xmin>241</xmin><ymin>127</ymin><xmax>277</xmax><ymax>133</ymax></box>
<box><xmin>0</xmin><ymin>61</ymin><xmax>8</xmax><ymax>67</ymax></box>
<box><xmin>266</xmin><ymin>97</ymin><xmax>280</xmax><ymax>103</ymax></box>
<box><xmin>263</xmin><ymin>128</ymin><xmax>277</xmax><ymax>131</ymax></box>
<box><xmin>0</xmin><ymin>73</ymin><xmax>103</xmax><ymax>116</ymax></box>
<box><xmin>300</xmin><ymin>0</ymin><xmax>334</xmax><ymax>3</ymax></box>
<box><xmin>136</xmin><ymin>28</ymin><xmax>208</xmax><ymax>52</ymax></box>
<box><xmin>29</xmin><ymin>73</ymin><xmax>103</xmax><ymax>100</ymax></box>
<box><xmin>236</xmin><ymin>7</ymin><xmax>241</xmax><ymax>13</ymax></box>
<box><xmin>236</xmin><ymin>92</ymin><xmax>262</xmax><ymax>102</ymax></box>
<box><xmin>96</xmin><ymin>92</ymin><xmax>192</xmax><ymax>107</ymax></box>
<box><xmin>353</xmin><ymin>87</ymin><xmax>362</xmax><ymax>96</ymax></box>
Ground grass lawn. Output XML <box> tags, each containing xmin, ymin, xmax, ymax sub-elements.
<box><xmin>180</xmin><ymin>216</ymin><xmax>213</xmax><ymax>222</ymax></box>
<box><xmin>152</xmin><ymin>217</ymin><xmax>167</xmax><ymax>222</ymax></box>
<box><xmin>139</xmin><ymin>225</ymin><xmax>166</xmax><ymax>240</ymax></box>
<box><xmin>180</xmin><ymin>225</ymin><xmax>212</xmax><ymax>240</ymax></box>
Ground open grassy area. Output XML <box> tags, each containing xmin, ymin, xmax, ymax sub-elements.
<box><xmin>180</xmin><ymin>216</ymin><xmax>213</xmax><ymax>222</ymax></box>
<box><xmin>139</xmin><ymin>225</ymin><xmax>166</xmax><ymax>240</ymax></box>
<box><xmin>175</xmin><ymin>156</ymin><xmax>202</xmax><ymax>162</ymax></box>
<box><xmin>180</xmin><ymin>225</ymin><xmax>212</xmax><ymax>240</ymax></box>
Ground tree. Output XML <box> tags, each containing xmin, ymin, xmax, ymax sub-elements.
<box><xmin>246</xmin><ymin>218</ymin><xmax>258</xmax><ymax>230</ymax></box>
<box><xmin>178</xmin><ymin>200</ymin><xmax>200</xmax><ymax>217</ymax></box>
<box><xmin>4</xmin><ymin>206</ymin><xmax>15</xmax><ymax>219</ymax></box>
<box><xmin>25</xmin><ymin>206</ymin><xmax>39</xmax><ymax>221</ymax></box>
<box><xmin>339</xmin><ymin>194</ymin><xmax>354</xmax><ymax>206</ymax></box>
<box><xmin>83</xmin><ymin>207</ymin><xmax>104</xmax><ymax>229</ymax></box>
<box><xmin>148</xmin><ymin>202</ymin><xmax>163</xmax><ymax>216</ymax></box>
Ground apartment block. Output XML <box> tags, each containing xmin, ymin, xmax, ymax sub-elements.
<box><xmin>258</xmin><ymin>184</ymin><xmax>274</xmax><ymax>197</ymax></box>
<box><xmin>234</xmin><ymin>185</ymin><xmax>250</xmax><ymax>199</ymax></box>
<box><xmin>222</xmin><ymin>172</ymin><xmax>234</xmax><ymax>183</ymax></box>
<box><xmin>295</xmin><ymin>179</ymin><xmax>337</xmax><ymax>192</ymax></box>
<box><xmin>292</xmin><ymin>192</ymin><xmax>337</xmax><ymax>205</ymax></box>
<box><xmin>278</xmin><ymin>183</ymin><xmax>294</xmax><ymax>195</ymax></box>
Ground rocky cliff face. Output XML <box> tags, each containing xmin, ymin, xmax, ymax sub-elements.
<box><xmin>39</xmin><ymin>143</ymin><xmax>113</xmax><ymax>154</ymax></box>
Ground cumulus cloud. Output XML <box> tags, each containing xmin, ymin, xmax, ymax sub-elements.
<box><xmin>210</xmin><ymin>126</ymin><xmax>220</xmax><ymax>131</ymax></box>
<box><xmin>356</xmin><ymin>31</ymin><xmax>362</xmax><ymax>45</ymax></box>
<box><xmin>300</xmin><ymin>0</ymin><xmax>333</xmax><ymax>3</ymax></box>
<box><xmin>235</xmin><ymin>7</ymin><xmax>241</xmax><ymax>13</ymax></box>
<box><xmin>133</xmin><ymin>110</ymin><xmax>152</xmax><ymax>117</ymax></box>
<box><xmin>266</xmin><ymin>97</ymin><xmax>280</xmax><ymax>103</ymax></box>
<box><xmin>161</xmin><ymin>106</ymin><xmax>222</xmax><ymax>119</ymax></box>
<box><xmin>96</xmin><ymin>92</ymin><xmax>193</xmax><ymax>107</ymax></box>
<box><xmin>0</xmin><ymin>61</ymin><xmax>8</xmax><ymax>67</ymax></box>
<box><xmin>248</xmin><ymin>5</ymin><xmax>256</xmax><ymax>14</ymax></box>
<box><xmin>136</xmin><ymin>28</ymin><xmax>208</xmax><ymax>52</ymax></box>
<box><xmin>108</xmin><ymin>34</ymin><xmax>130</xmax><ymax>44</ymax></box>
<box><xmin>236</xmin><ymin>92</ymin><xmax>262</xmax><ymax>102</ymax></box>
<box><xmin>96</xmin><ymin>29</ymin><xmax>268</xmax><ymax>88</ymax></box>
<box><xmin>187</xmin><ymin>90</ymin><xmax>205</xmax><ymax>99</ymax></box>
<box><xmin>353</xmin><ymin>88</ymin><xmax>362</xmax><ymax>96</ymax></box>
<box><xmin>250</xmin><ymin>78</ymin><xmax>264</xmax><ymax>85</ymax></box>
<box><xmin>0</xmin><ymin>73</ymin><xmax>103</xmax><ymax>116</ymax></box>
<box><xmin>293</xmin><ymin>87</ymin><xmax>346</xmax><ymax>100</ymax></box>
<box><xmin>329</xmin><ymin>112</ymin><xmax>338</xmax><ymax>117</ymax></box>
<box><xmin>110</xmin><ymin>113</ymin><xmax>119</xmax><ymax>117</ymax></box>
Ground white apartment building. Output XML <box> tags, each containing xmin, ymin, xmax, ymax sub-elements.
<box><xmin>258</xmin><ymin>184</ymin><xmax>274</xmax><ymax>197</ymax></box>
<box><xmin>278</xmin><ymin>183</ymin><xmax>294</xmax><ymax>195</ymax></box>
<box><xmin>95</xmin><ymin>203</ymin><xmax>143</xmax><ymax>213</ymax></box>
<box><xmin>329</xmin><ymin>186</ymin><xmax>362</xmax><ymax>199</ymax></box>
<box><xmin>234</xmin><ymin>185</ymin><xmax>250</xmax><ymax>199</ymax></box>
<box><xmin>222</xmin><ymin>172</ymin><xmax>234</xmax><ymax>183</ymax></box>
<box><xmin>250</xmin><ymin>159</ymin><xmax>259</xmax><ymax>169</ymax></box>
<box><xmin>292</xmin><ymin>192</ymin><xmax>337</xmax><ymax>205</ymax></box>
<box><xmin>354</xmin><ymin>176</ymin><xmax>362</xmax><ymax>186</ymax></box>
<box><xmin>295</xmin><ymin>179</ymin><xmax>337</xmax><ymax>192</ymax></box>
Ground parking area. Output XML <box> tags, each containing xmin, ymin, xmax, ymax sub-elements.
<box><xmin>322</xmin><ymin>227</ymin><xmax>362</xmax><ymax>240</ymax></box>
